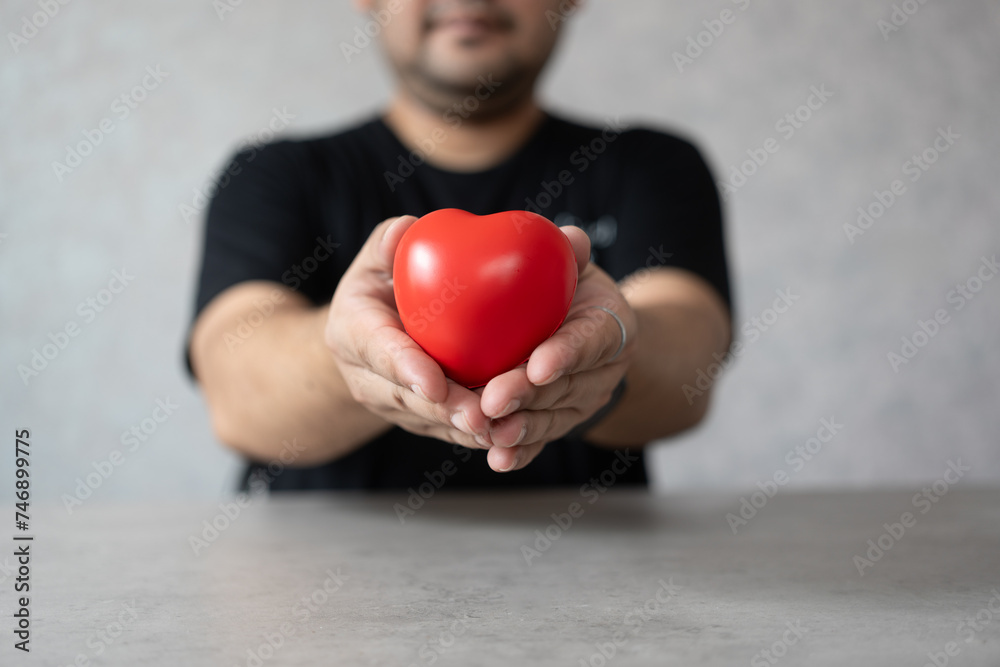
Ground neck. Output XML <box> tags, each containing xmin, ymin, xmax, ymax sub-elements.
<box><xmin>382</xmin><ymin>89</ymin><xmax>546</xmax><ymax>172</ymax></box>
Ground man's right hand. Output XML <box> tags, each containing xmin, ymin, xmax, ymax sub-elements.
<box><xmin>325</xmin><ymin>215</ymin><xmax>494</xmax><ymax>450</ymax></box>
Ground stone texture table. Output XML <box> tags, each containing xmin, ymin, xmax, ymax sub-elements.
<box><xmin>7</xmin><ymin>488</ymin><xmax>1000</xmax><ymax>666</ymax></box>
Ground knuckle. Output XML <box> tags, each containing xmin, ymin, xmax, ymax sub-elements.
<box><xmin>556</xmin><ymin>374</ymin><xmax>579</xmax><ymax>408</ymax></box>
<box><xmin>433</xmin><ymin>424</ymin><xmax>469</xmax><ymax>448</ymax></box>
<box><xmin>367</xmin><ymin>339</ymin><xmax>404</xmax><ymax>384</ymax></box>
<box><xmin>390</xmin><ymin>385</ymin><xmax>407</xmax><ymax>410</ymax></box>
<box><xmin>427</xmin><ymin>402</ymin><xmax>451</xmax><ymax>427</ymax></box>
<box><xmin>355</xmin><ymin>334</ymin><xmax>376</xmax><ymax>368</ymax></box>
<box><xmin>543</xmin><ymin>410</ymin><xmax>558</xmax><ymax>438</ymax></box>
<box><xmin>538</xmin><ymin>375</ymin><xmax>571</xmax><ymax>410</ymax></box>
<box><xmin>348</xmin><ymin>377</ymin><xmax>373</xmax><ymax>408</ymax></box>
<box><xmin>368</xmin><ymin>347</ymin><xmax>388</xmax><ymax>375</ymax></box>
<box><xmin>459</xmin><ymin>434</ymin><xmax>481</xmax><ymax>449</ymax></box>
<box><xmin>525</xmin><ymin>412</ymin><xmax>551</xmax><ymax>445</ymax></box>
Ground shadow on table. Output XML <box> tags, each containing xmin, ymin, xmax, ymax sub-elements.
<box><xmin>275</xmin><ymin>487</ymin><xmax>692</xmax><ymax>532</ymax></box>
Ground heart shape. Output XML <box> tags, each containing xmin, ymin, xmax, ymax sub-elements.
<box><xmin>393</xmin><ymin>209</ymin><xmax>578</xmax><ymax>388</ymax></box>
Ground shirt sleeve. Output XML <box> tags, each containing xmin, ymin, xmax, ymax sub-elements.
<box><xmin>183</xmin><ymin>140</ymin><xmax>317</xmax><ymax>379</ymax></box>
<box><xmin>603</xmin><ymin>129</ymin><xmax>733</xmax><ymax>318</ymax></box>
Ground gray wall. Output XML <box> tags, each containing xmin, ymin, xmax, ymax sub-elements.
<box><xmin>2</xmin><ymin>0</ymin><xmax>998</xmax><ymax>504</ymax></box>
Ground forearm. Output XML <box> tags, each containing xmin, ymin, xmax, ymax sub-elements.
<box><xmin>190</xmin><ymin>283</ymin><xmax>392</xmax><ymax>465</ymax></box>
<box><xmin>583</xmin><ymin>270</ymin><xmax>731</xmax><ymax>448</ymax></box>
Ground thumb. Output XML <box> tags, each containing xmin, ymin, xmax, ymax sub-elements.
<box><xmin>373</xmin><ymin>215</ymin><xmax>419</xmax><ymax>270</ymax></box>
<box><xmin>559</xmin><ymin>225</ymin><xmax>591</xmax><ymax>274</ymax></box>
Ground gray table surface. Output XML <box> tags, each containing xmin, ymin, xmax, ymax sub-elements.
<box><xmin>7</xmin><ymin>488</ymin><xmax>1000</xmax><ymax>666</ymax></box>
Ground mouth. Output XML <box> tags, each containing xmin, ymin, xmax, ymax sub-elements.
<box><xmin>425</xmin><ymin>6</ymin><xmax>513</xmax><ymax>39</ymax></box>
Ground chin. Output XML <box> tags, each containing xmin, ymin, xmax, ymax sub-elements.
<box><xmin>420</xmin><ymin>64</ymin><xmax>500</xmax><ymax>92</ymax></box>
<box><xmin>423</xmin><ymin>47</ymin><xmax>519</xmax><ymax>86</ymax></box>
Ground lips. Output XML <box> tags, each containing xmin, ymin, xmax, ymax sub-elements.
<box><xmin>426</xmin><ymin>6</ymin><xmax>510</xmax><ymax>35</ymax></box>
<box><xmin>436</xmin><ymin>16</ymin><xmax>492</xmax><ymax>31</ymax></box>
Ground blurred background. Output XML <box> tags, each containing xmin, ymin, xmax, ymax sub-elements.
<box><xmin>1</xmin><ymin>0</ymin><xmax>998</xmax><ymax>504</ymax></box>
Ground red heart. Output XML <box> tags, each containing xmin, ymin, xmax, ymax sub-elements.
<box><xmin>393</xmin><ymin>209</ymin><xmax>577</xmax><ymax>388</ymax></box>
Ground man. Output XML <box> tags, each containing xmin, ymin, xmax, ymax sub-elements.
<box><xmin>186</xmin><ymin>0</ymin><xmax>733</xmax><ymax>490</ymax></box>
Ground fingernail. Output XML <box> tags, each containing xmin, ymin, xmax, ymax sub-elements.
<box><xmin>410</xmin><ymin>384</ymin><xmax>429</xmax><ymax>402</ymax></box>
<box><xmin>381</xmin><ymin>218</ymin><xmax>402</xmax><ymax>246</ymax></box>
<box><xmin>451</xmin><ymin>411</ymin><xmax>473</xmax><ymax>436</ymax></box>
<box><xmin>538</xmin><ymin>369</ymin><xmax>563</xmax><ymax>386</ymax></box>
<box><xmin>512</xmin><ymin>423</ymin><xmax>527</xmax><ymax>447</ymax></box>
<box><xmin>501</xmin><ymin>450</ymin><xmax>521</xmax><ymax>472</ymax></box>
<box><xmin>386</xmin><ymin>215</ymin><xmax>408</xmax><ymax>235</ymax></box>
<box><xmin>474</xmin><ymin>434</ymin><xmax>488</xmax><ymax>447</ymax></box>
<box><xmin>497</xmin><ymin>399</ymin><xmax>520</xmax><ymax>418</ymax></box>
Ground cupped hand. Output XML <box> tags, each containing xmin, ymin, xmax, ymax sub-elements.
<box><xmin>478</xmin><ymin>226</ymin><xmax>637</xmax><ymax>472</ymax></box>
<box><xmin>325</xmin><ymin>216</ymin><xmax>494</xmax><ymax>450</ymax></box>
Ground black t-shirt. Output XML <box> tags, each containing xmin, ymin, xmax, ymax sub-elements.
<box><xmin>187</xmin><ymin>110</ymin><xmax>732</xmax><ymax>492</ymax></box>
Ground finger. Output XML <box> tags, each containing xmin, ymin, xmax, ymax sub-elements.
<box><xmin>487</xmin><ymin>440</ymin><xmax>547</xmax><ymax>473</ymax></box>
<box><xmin>480</xmin><ymin>361</ymin><xmax>621</xmax><ymax>419</ymax></box>
<box><xmin>361</xmin><ymin>215</ymin><xmax>418</xmax><ymax>275</ymax></box>
<box><xmin>490</xmin><ymin>399</ymin><xmax>611</xmax><ymax>448</ymax></box>
<box><xmin>438</xmin><ymin>379</ymin><xmax>494</xmax><ymax>443</ymax></box>
<box><xmin>559</xmin><ymin>225</ymin><xmax>591</xmax><ymax>274</ymax></box>
<box><xmin>356</xmin><ymin>371</ymin><xmax>493</xmax><ymax>445</ymax></box>
<box><xmin>525</xmin><ymin>305</ymin><xmax>625</xmax><ymax>386</ymax></box>
<box><xmin>329</xmin><ymin>214</ymin><xmax>419</xmax><ymax>323</ymax></box>
<box><xmin>346</xmin><ymin>308</ymin><xmax>450</xmax><ymax>403</ymax></box>
<box><xmin>389</xmin><ymin>410</ymin><xmax>489</xmax><ymax>451</ymax></box>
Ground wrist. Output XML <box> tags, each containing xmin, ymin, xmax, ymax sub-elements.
<box><xmin>563</xmin><ymin>375</ymin><xmax>628</xmax><ymax>442</ymax></box>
